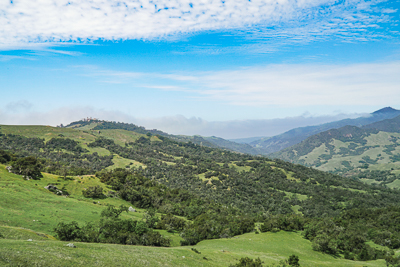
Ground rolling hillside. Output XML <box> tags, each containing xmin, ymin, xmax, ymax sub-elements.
<box><xmin>248</xmin><ymin>107</ymin><xmax>400</xmax><ymax>155</ymax></box>
<box><xmin>0</xmin><ymin>166</ymin><xmax>388</xmax><ymax>267</ymax></box>
<box><xmin>271</xmin><ymin>115</ymin><xmax>400</xmax><ymax>186</ymax></box>
<box><xmin>65</xmin><ymin>119</ymin><xmax>257</xmax><ymax>155</ymax></box>
<box><xmin>2</xmin><ymin>121</ymin><xmax>400</xmax><ymax>265</ymax></box>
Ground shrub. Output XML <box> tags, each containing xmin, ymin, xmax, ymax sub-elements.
<box><xmin>229</xmin><ymin>257</ymin><xmax>263</xmax><ymax>267</ymax></box>
<box><xmin>82</xmin><ymin>186</ymin><xmax>105</xmax><ymax>199</ymax></box>
<box><xmin>54</xmin><ymin>221</ymin><xmax>81</xmax><ymax>241</ymax></box>
<box><xmin>10</xmin><ymin>156</ymin><xmax>43</xmax><ymax>180</ymax></box>
<box><xmin>287</xmin><ymin>254</ymin><xmax>300</xmax><ymax>266</ymax></box>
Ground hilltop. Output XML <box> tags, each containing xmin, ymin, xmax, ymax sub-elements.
<box><xmin>64</xmin><ymin>119</ymin><xmax>258</xmax><ymax>154</ymax></box>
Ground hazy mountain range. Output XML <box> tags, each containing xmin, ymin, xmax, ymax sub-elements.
<box><xmin>236</xmin><ymin>107</ymin><xmax>400</xmax><ymax>155</ymax></box>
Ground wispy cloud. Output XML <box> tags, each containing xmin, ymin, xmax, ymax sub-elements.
<box><xmin>0</xmin><ymin>0</ymin><xmax>397</xmax><ymax>50</ymax></box>
<box><xmin>75</xmin><ymin>61</ymin><xmax>400</xmax><ymax>108</ymax></box>
<box><xmin>0</xmin><ymin>55</ymin><xmax>36</xmax><ymax>61</ymax></box>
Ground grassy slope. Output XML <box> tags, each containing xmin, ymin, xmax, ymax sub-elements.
<box><xmin>297</xmin><ymin>132</ymin><xmax>400</xmax><ymax>173</ymax></box>
<box><xmin>274</xmin><ymin>131</ymin><xmax>400</xmax><ymax>186</ymax></box>
<box><xmin>0</xmin><ymin>232</ymin><xmax>387</xmax><ymax>267</ymax></box>
<box><xmin>0</xmin><ymin>165</ymin><xmax>145</xmax><ymax>236</ymax></box>
<box><xmin>0</xmin><ymin>164</ymin><xmax>390</xmax><ymax>267</ymax></box>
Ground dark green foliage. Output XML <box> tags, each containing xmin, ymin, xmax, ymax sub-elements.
<box><xmin>338</xmin><ymin>207</ymin><xmax>400</xmax><ymax>249</ymax></box>
<box><xmin>54</xmin><ymin>221</ymin><xmax>81</xmax><ymax>241</ymax></box>
<box><xmin>0</xmin><ymin>232</ymin><xmax>4</xmax><ymax>239</ymax></box>
<box><xmin>82</xmin><ymin>186</ymin><xmax>106</xmax><ymax>199</ymax></box>
<box><xmin>0</xmin><ymin>134</ymin><xmax>113</xmax><ymax>175</ymax></box>
<box><xmin>229</xmin><ymin>257</ymin><xmax>263</xmax><ymax>267</ymax></box>
<box><xmin>156</xmin><ymin>213</ymin><xmax>186</xmax><ymax>232</ymax></box>
<box><xmin>143</xmin><ymin>208</ymin><xmax>159</xmax><ymax>229</ymax></box>
<box><xmin>96</xmin><ymin>169</ymin><xmax>255</xmax><ymax>245</ymax></box>
<box><xmin>180</xmin><ymin>213</ymin><xmax>255</xmax><ymax>245</ymax></box>
<box><xmin>0</xmin><ymin>149</ymin><xmax>12</xmax><ymax>163</ymax></box>
<box><xmin>10</xmin><ymin>156</ymin><xmax>43</xmax><ymax>180</ymax></box>
<box><xmin>287</xmin><ymin>255</ymin><xmax>300</xmax><ymax>266</ymax></box>
<box><xmin>100</xmin><ymin>205</ymin><xmax>128</xmax><ymax>218</ymax></box>
<box><xmin>260</xmin><ymin>214</ymin><xmax>305</xmax><ymax>233</ymax></box>
<box><xmin>46</xmin><ymin>138</ymin><xmax>88</xmax><ymax>153</ymax></box>
<box><xmin>89</xmin><ymin>136</ymin><xmax>400</xmax><ymax>220</ymax></box>
<box><xmin>191</xmin><ymin>248</ymin><xmax>201</xmax><ymax>254</ymax></box>
<box><xmin>390</xmin><ymin>154</ymin><xmax>400</xmax><ymax>161</ymax></box>
<box><xmin>54</xmin><ymin>205</ymin><xmax>171</xmax><ymax>247</ymax></box>
<box><xmin>386</xmin><ymin>253</ymin><xmax>400</xmax><ymax>267</ymax></box>
<box><xmin>302</xmin><ymin>208</ymin><xmax>395</xmax><ymax>260</ymax></box>
<box><xmin>92</xmin><ymin>121</ymin><xmax>164</xmax><ymax>135</ymax></box>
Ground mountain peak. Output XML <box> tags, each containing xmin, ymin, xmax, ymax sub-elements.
<box><xmin>372</xmin><ymin>107</ymin><xmax>400</xmax><ymax>114</ymax></box>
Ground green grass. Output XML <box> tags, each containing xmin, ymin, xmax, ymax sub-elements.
<box><xmin>0</xmin><ymin>125</ymin><xmax>98</xmax><ymax>144</ymax></box>
<box><xmin>106</xmin><ymin>154</ymin><xmax>146</xmax><ymax>170</ymax></box>
<box><xmin>0</xmin><ymin>165</ymin><xmax>145</xmax><ymax>237</ymax></box>
<box><xmin>72</xmin><ymin>122</ymin><xmax>100</xmax><ymax>130</ymax></box>
<box><xmin>89</xmin><ymin>129</ymin><xmax>144</xmax><ymax>146</ymax></box>
<box><xmin>385</xmin><ymin>179</ymin><xmax>400</xmax><ymax>189</ymax></box>
<box><xmin>0</xmin><ymin>225</ymin><xmax>55</xmax><ymax>240</ymax></box>
<box><xmin>0</xmin><ymin>125</ymin><xmax>149</xmax><ymax>149</ymax></box>
<box><xmin>0</xmin><ymin>231</ymin><xmax>386</xmax><ymax>267</ymax></box>
<box><xmin>229</xmin><ymin>163</ymin><xmax>252</xmax><ymax>172</ymax></box>
<box><xmin>0</xmin><ymin>165</ymin><xmax>388</xmax><ymax>267</ymax></box>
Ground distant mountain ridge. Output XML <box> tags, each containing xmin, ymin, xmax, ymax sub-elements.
<box><xmin>247</xmin><ymin>107</ymin><xmax>400</xmax><ymax>155</ymax></box>
<box><xmin>271</xmin><ymin>114</ymin><xmax>400</xmax><ymax>178</ymax></box>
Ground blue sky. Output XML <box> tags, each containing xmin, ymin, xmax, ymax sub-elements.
<box><xmin>1</xmin><ymin>0</ymin><xmax>400</xmax><ymax>138</ymax></box>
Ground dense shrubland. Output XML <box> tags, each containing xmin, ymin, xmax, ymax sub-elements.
<box><xmin>96</xmin><ymin>168</ymin><xmax>255</xmax><ymax>245</ymax></box>
<box><xmin>0</xmin><ymin>134</ymin><xmax>113</xmax><ymax>175</ymax></box>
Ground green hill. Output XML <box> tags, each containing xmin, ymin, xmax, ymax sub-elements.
<box><xmin>0</xmin><ymin>166</ymin><xmax>389</xmax><ymax>267</ymax></box>
<box><xmin>2</xmin><ymin>122</ymin><xmax>400</xmax><ymax>266</ymax></box>
<box><xmin>271</xmin><ymin>116</ymin><xmax>400</xmax><ymax>186</ymax></box>
<box><xmin>248</xmin><ymin>107</ymin><xmax>400</xmax><ymax>155</ymax></box>
<box><xmin>64</xmin><ymin>119</ymin><xmax>256</xmax><ymax>154</ymax></box>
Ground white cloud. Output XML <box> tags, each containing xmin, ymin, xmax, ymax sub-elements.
<box><xmin>77</xmin><ymin>61</ymin><xmax>400</xmax><ymax>107</ymax></box>
<box><xmin>189</xmin><ymin>62</ymin><xmax>400</xmax><ymax>106</ymax></box>
<box><xmin>0</xmin><ymin>0</ymin><xmax>396</xmax><ymax>49</ymax></box>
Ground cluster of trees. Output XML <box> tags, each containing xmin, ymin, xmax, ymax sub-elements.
<box><xmin>303</xmin><ymin>218</ymin><xmax>387</xmax><ymax>260</ymax></box>
<box><xmin>230</xmin><ymin>255</ymin><xmax>300</xmax><ymax>267</ymax></box>
<box><xmin>54</xmin><ymin>205</ymin><xmax>171</xmax><ymax>247</ymax></box>
<box><xmin>82</xmin><ymin>185</ymin><xmax>106</xmax><ymax>199</ymax></box>
<box><xmin>95</xmin><ymin>168</ymin><xmax>255</xmax><ymax>245</ymax></box>
<box><xmin>0</xmin><ymin>135</ymin><xmax>113</xmax><ymax>175</ymax></box>
<box><xmin>10</xmin><ymin>156</ymin><xmax>43</xmax><ymax>180</ymax></box>
<box><xmin>259</xmin><ymin>207</ymin><xmax>400</xmax><ymax>262</ymax></box>
<box><xmin>355</xmin><ymin>170</ymin><xmax>399</xmax><ymax>186</ymax></box>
